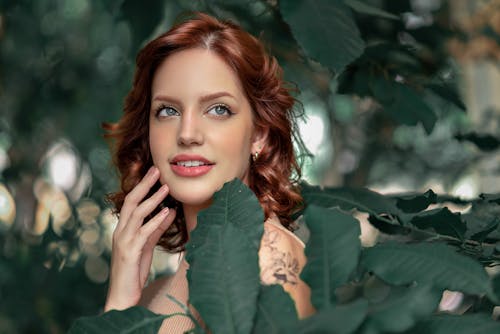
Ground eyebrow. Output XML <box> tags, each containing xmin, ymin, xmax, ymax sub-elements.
<box><xmin>152</xmin><ymin>91</ymin><xmax>237</xmax><ymax>104</ymax></box>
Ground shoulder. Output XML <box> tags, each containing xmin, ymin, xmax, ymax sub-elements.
<box><xmin>258</xmin><ymin>216</ymin><xmax>306</xmax><ymax>286</ymax></box>
<box><xmin>258</xmin><ymin>215</ymin><xmax>315</xmax><ymax>318</ymax></box>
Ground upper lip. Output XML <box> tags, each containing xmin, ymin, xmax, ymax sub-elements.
<box><xmin>170</xmin><ymin>154</ymin><xmax>214</xmax><ymax>164</ymax></box>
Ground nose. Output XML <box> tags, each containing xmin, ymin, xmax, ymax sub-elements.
<box><xmin>177</xmin><ymin>110</ymin><xmax>203</xmax><ymax>146</ymax></box>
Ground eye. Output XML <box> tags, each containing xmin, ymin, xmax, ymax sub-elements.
<box><xmin>156</xmin><ymin>105</ymin><xmax>180</xmax><ymax>117</ymax></box>
<box><xmin>207</xmin><ymin>104</ymin><xmax>233</xmax><ymax>117</ymax></box>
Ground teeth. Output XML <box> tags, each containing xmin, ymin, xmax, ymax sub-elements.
<box><xmin>176</xmin><ymin>160</ymin><xmax>207</xmax><ymax>167</ymax></box>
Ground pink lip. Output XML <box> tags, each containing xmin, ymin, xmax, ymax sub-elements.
<box><xmin>170</xmin><ymin>154</ymin><xmax>215</xmax><ymax>177</ymax></box>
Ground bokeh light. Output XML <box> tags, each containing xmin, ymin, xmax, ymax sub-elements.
<box><xmin>84</xmin><ymin>255</ymin><xmax>109</xmax><ymax>284</ymax></box>
<box><xmin>33</xmin><ymin>178</ymin><xmax>72</xmax><ymax>236</ymax></box>
<box><xmin>298</xmin><ymin>113</ymin><xmax>326</xmax><ymax>154</ymax></box>
<box><xmin>47</xmin><ymin>143</ymin><xmax>79</xmax><ymax>191</ymax></box>
<box><xmin>451</xmin><ymin>174</ymin><xmax>479</xmax><ymax>200</ymax></box>
<box><xmin>77</xmin><ymin>199</ymin><xmax>101</xmax><ymax>226</ymax></box>
<box><xmin>0</xmin><ymin>183</ymin><xmax>16</xmax><ymax>228</ymax></box>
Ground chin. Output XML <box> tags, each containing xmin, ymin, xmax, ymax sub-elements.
<box><xmin>169</xmin><ymin>187</ymin><xmax>215</xmax><ymax>208</ymax></box>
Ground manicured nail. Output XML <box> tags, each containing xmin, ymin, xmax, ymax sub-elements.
<box><xmin>149</xmin><ymin>167</ymin><xmax>159</xmax><ymax>179</ymax></box>
<box><xmin>146</xmin><ymin>166</ymin><xmax>155</xmax><ymax>177</ymax></box>
<box><xmin>161</xmin><ymin>207</ymin><xmax>170</xmax><ymax>216</ymax></box>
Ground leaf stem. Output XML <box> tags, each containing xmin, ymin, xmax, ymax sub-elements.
<box><xmin>165</xmin><ymin>294</ymin><xmax>207</xmax><ymax>333</ymax></box>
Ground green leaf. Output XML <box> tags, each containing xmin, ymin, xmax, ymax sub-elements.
<box><xmin>301</xmin><ymin>183</ymin><xmax>400</xmax><ymax>217</ymax></box>
<box><xmin>407</xmin><ymin>313</ymin><xmax>500</xmax><ymax>334</ymax></box>
<box><xmin>426</xmin><ymin>83</ymin><xmax>466</xmax><ymax>111</ymax></box>
<box><xmin>395</xmin><ymin>189</ymin><xmax>437</xmax><ymax>213</ymax></box>
<box><xmin>186</xmin><ymin>179</ymin><xmax>264</xmax><ymax>334</ymax></box>
<box><xmin>470</xmin><ymin>218</ymin><xmax>499</xmax><ymax>242</ymax></box>
<box><xmin>280</xmin><ymin>0</ymin><xmax>364</xmax><ymax>73</ymax></box>
<box><xmin>68</xmin><ymin>306</ymin><xmax>167</xmax><ymax>334</ymax></box>
<box><xmin>302</xmin><ymin>205</ymin><xmax>361</xmax><ymax>310</ymax></box>
<box><xmin>479</xmin><ymin>193</ymin><xmax>500</xmax><ymax>204</ymax></box>
<box><xmin>192</xmin><ymin>178</ymin><xmax>264</xmax><ymax>250</ymax></box>
<box><xmin>361</xmin><ymin>242</ymin><xmax>496</xmax><ymax>300</ymax></box>
<box><xmin>371</xmin><ymin>77</ymin><xmax>437</xmax><ymax>134</ymax></box>
<box><xmin>337</xmin><ymin>66</ymin><xmax>372</xmax><ymax>96</ymax></box>
<box><xmin>297</xmin><ymin>299</ymin><xmax>368</xmax><ymax>334</ymax></box>
<box><xmin>252</xmin><ymin>285</ymin><xmax>299</xmax><ymax>334</ymax></box>
<box><xmin>343</xmin><ymin>0</ymin><xmax>400</xmax><ymax>20</ymax></box>
<box><xmin>492</xmin><ymin>274</ymin><xmax>500</xmax><ymax>302</ymax></box>
<box><xmin>455</xmin><ymin>133</ymin><xmax>500</xmax><ymax>152</ymax></box>
<box><xmin>409</xmin><ymin>208</ymin><xmax>466</xmax><ymax>240</ymax></box>
<box><xmin>362</xmin><ymin>284</ymin><xmax>441</xmax><ymax>333</ymax></box>
<box><xmin>368</xmin><ymin>214</ymin><xmax>409</xmax><ymax>235</ymax></box>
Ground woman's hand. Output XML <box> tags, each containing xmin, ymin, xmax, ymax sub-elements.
<box><xmin>104</xmin><ymin>166</ymin><xmax>176</xmax><ymax>312</ymax></box>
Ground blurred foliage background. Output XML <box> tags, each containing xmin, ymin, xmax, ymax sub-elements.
<box><xmin>0</xmin><ymin>0</ymin><xmax>499</xmax><ymax>333</ymax></box>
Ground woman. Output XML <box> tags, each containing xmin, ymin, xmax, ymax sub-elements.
<box><xmin>103</xmin><ymin>12</ymin><xmax>314</xmax><ymax>332</ymax></box>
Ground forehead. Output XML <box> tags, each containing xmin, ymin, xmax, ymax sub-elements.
<box><xmin>151</xmin><ymin>48</ymin><xmax>245</xmax><ymax>100</ymax></box>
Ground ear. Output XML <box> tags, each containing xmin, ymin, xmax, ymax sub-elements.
<box><xmin>251</xmin><ymin>126</ymin><xmax>268</xmax><ymax>155</ymax></box>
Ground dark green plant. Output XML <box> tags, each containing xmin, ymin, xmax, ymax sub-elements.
<box><xmin>70</xmin><ymin>179</ymin><xmax>500</xmax><ymax>333</ymax></box>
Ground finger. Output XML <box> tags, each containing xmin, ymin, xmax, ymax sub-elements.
<box><xmin>139</xmin><ymin>210</ymin><xmax>177</xmax><ymax>285</ymax></box>
<box><xmin>139</xmin><ymin>208</ymin><xmax>176</xmax><ymax>244</ymax></box>
<box><xmin>123</xmin><ymin>183</ymin><xmax>170</xmax><ymax>235</ymax></box>
<box><xmin>117</xmin><ymin>166</ymin><xmax>160</xmax><ymax>231</ymax></box>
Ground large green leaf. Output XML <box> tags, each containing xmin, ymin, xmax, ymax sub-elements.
<box><xmin>302</xmin><ymin>205</ymin><xmax>361</xmax><ymax>310</ymax></box>
<box><xmin>395</xmin><ymin>189</ymin><xmax>437</xmax><ymax>213</ymax></box>
<box><xmin>301</xmin><ymin>183</ymin><xmax>400</xmax><ymax>217</ymax></box>
<box><xmin>194</xmin><ymin>178</ymin><xmax>265</xmax><ymax>250</ymax></box>
<box><xmin>186</xmin><ymin>179</ymin><xmax>264</xmax><ymax>334</ymax></box>
<box><xmin>337</xmin><ymin>43</ymin><xmax>421</xmax><ymax>95</ymax></box>
<box><xmin>343</xmin><ymin>0</ymin><xmax>399</xmax><ymax>20</ymax></box>
<box><xmin>280</xmin><ymin>0</ymin><xmax>364</xmax><ymax>73</ymax></box>
<box><xmin>371</xmin><ymin>77</ymin><xmax>437</xmax><ymax>134</ymax></box>
<box><xmin>407</xmin><ymin>313</ymin><xmax>500</xmax><ymax>334</ymax></box>
<box><xmin>474</xmin><ymin>222</ymin><xmax>499</xmax><ymax>242</ymax></box>
<box><xmin>409</xmin><ymin>208</ymin><xmax>466</xmax><ymax>240</ymax></box>
<box><xmin>297</xmin><ymin>299</ymin><xmax>368</xmax><ymax>334</ymax></box>
<box><xmin>361</xmin><ymin>242</ymin><xmax>496</xmax><ymax>300</ymax></box>
<box><xmin>362</xmin><ymin>284</ymin><xmax>441</xmax><ymax>333</ymax></box>
<box><xmin>68</xmin><ymin>306</ymin><xmax>167</xmax><ymax>334</ymax></box>
<box><xmin>252</xmin><ymin>285</ymin><xmax>298</xmax><ymax>334</ymax></box>
<box><xmin>426</xmin><ymin>83</ymin><xmax>466</xmax><ymax>111</ymax></box>
<box><xmin>337</xmin><ymin>66</ymin><xmax>373</xmax><ymax>97</ymax></box>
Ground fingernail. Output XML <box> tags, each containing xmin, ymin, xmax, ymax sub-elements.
<box><xmin>149</xmin><ymin>167</ymin><xmax>159</xmax><ymax>179</ymax></box>
<box><xmin>161</xmin><ymin>207</ymin><xmax>170</xmax><ymax>216</ymax></box>
<box><xmin>159</xmin><ymin>184</ymin><xmax>169</xmax><ymax>193</ymax></box>
<box><xmin>146</xmin><ymin>166</ymin><xmax>155</xmax><ymax>177</ymax></box>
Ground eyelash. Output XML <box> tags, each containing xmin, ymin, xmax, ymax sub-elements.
<box><xmin>155</xmin><ymin>105</ymin><xmax>179</xmax><ymax>117</ymax></box>
<box><xmin>207</xmin><ymin>103</ymin><xmax>234</xmax><ymax>117</ymax></box>
<box><xmin>154</xmin><ymin>103</ymin><xmax>234</xmax><ymax>118</ymax></box>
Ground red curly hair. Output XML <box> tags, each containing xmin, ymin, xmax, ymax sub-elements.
<box><xmin>104</xmin><ymin>12</ymin><xmax>304</xmax><ymax>252</ymax></box>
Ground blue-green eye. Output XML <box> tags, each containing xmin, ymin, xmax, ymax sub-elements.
<box><xmin>207</xmin><ymin>104</ymin><xmax>233</xmax><ymax>116</ymax></box>
<box><xmin>156</xmin><ymin>106</ymin><xmax>179</xmax><ymax>117</ymax></box>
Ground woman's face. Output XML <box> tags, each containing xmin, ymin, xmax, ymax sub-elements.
<box><xmin>149</xmin><ymin>48</ymin><xmax>264</xmax><ymax>207</ymax></box>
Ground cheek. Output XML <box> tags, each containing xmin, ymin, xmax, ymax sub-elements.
<box><xmin>149</xmin><ymin>128</ymin><xmax>171</xmax><ymax>161</ymax></box>
<box><xmin>215</xmin><ymin>125</ymin><xmax>252</xmax><ymax>156</ymax></box>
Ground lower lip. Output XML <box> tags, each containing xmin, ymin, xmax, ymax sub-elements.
<box><xmin>170</xmin><ymin>164</ymin><xmax>214</xmax><ymax>177</ymax></box>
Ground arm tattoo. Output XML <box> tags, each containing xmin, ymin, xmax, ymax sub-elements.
<box><xmin>260</xmin><ymin>229</ymin><xmax>300</xmax><ymax>285</ymax></box>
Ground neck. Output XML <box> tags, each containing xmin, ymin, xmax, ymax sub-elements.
<box><xmin>182</xmin><ymin>200</ymin><xmax>212</xmax><ymax>234</ymax></box>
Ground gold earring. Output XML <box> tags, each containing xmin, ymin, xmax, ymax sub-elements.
<box><xmin>252</xmin><ymin>145</ymin><xmax>262</xmax><ymax>162</ymax></box>
<box><xmin>252</xmin><ymin>151</ymin><xmax>259</xmax><ymax>162</ymax></box>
